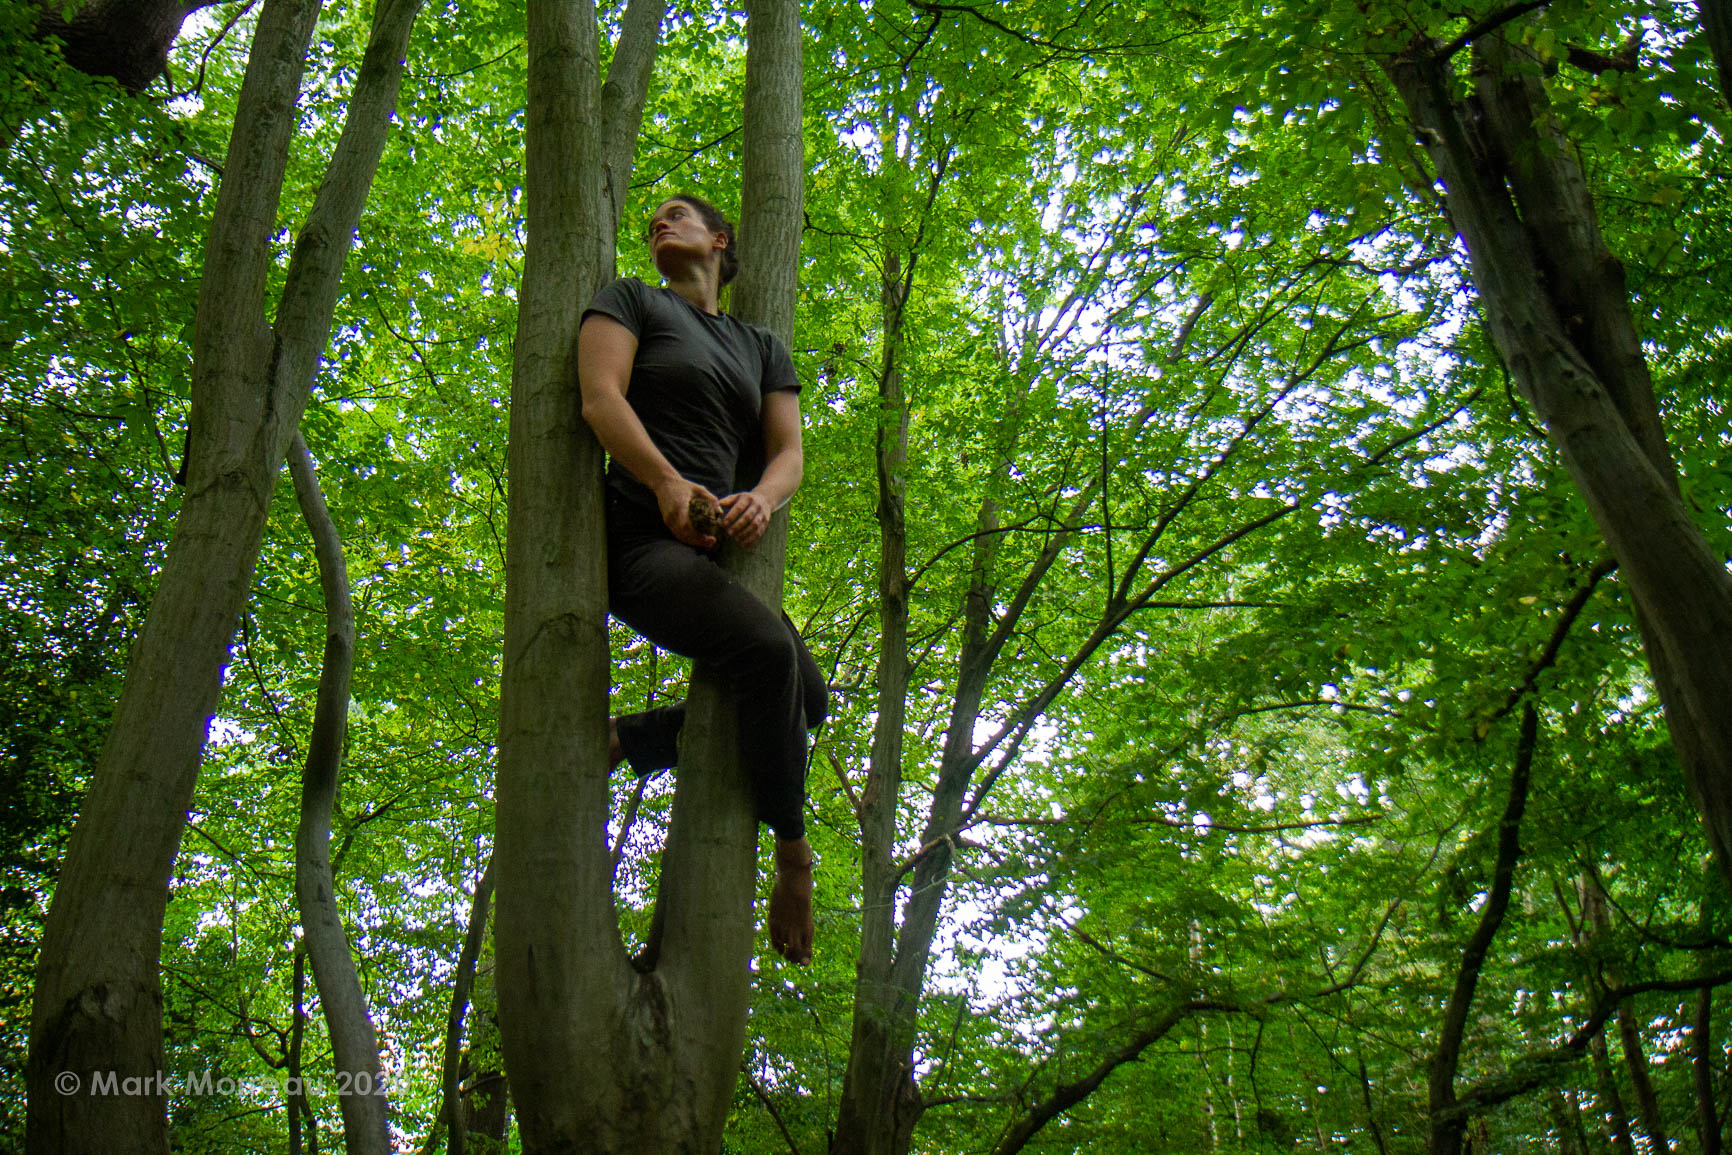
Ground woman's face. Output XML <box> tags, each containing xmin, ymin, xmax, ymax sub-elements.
<box><xmin>648</xmin><ymin>199</ymin><xmax>726</xmax><ymax>274</ymax></box>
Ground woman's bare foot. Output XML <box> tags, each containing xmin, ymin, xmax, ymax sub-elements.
<box><xmin>769</xmin><ymin>836</ymin><xmax>814</xmax><ymax>965</ymax></box>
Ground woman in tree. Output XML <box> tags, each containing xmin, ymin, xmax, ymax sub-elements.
<box><xmin>577</xmin><ymin>193</ymin><xmax>826</xmax><ymax>966</ymax></box>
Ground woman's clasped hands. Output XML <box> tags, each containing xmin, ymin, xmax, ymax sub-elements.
<box><xmin>654</xmin><ymin>476</ymin><xmax>773</xmax><ymax>550</ymax></box>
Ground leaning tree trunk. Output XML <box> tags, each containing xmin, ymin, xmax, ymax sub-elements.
<box><xmin>424</xmin><ymin>857</ymin><xmax>495</xmax><ymax>1155</ymax></box>
<box><xmin>288</xmin><ymin>431</ymin><xmax>391</xmax><ymax>1154</ymax></box>
<box><xmin>1386</xmin><ymin>32</ymin><xmax>1732</xmax><ymax>888</ymax></box>
<box><xmin>1428</xmin><ymin>707</ymin><xmax>1537</xmax><ymax>1155</ymax></box>
<box><xmin>31</xmin><ymin>0</ymin><xmax>226</xmax><ymax>93</ymax></box>
<box><xmin>25</xmin><ymin>0</ymin><xmax>423</xmax><ymax>1149</ymax></box>
<box><xmin>497</xmin><ymin>0</ymin><xmax>805</xmax><ymax>1151</ymax></box>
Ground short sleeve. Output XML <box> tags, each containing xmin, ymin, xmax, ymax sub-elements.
<box><xmin>583</xmin><ymin>277</ymin><xmax>649</xmax><ymax>336</ymax></box>
<box><xmin>760</xmin><ymin>331</ymin><xmax>799</xmax><ymax>395</ymax></box>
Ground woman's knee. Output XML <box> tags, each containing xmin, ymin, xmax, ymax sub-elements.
<box><xmin>799</xmin><ymin>657</ymin><xmax>828</xmax><ymax>729</ymax></box>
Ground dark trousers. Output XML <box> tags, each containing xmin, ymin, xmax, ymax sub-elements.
<box><xmin>608</xmin><ymin>497</ymin><xmax>827</xmax><ymax>840</ymax></box>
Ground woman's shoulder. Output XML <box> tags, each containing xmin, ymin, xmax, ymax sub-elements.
<box><xmin>593</xmin><ymin>275</ymin><xmax>652</xmax><ymax>302</ymax></box>
<box><xmin>584</xmin><ymin>277</ymin><xmax>664</xmax><ymax>334</ymax></box>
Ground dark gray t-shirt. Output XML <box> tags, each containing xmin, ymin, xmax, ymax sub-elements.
<box><xmin>584</xmin><ymin>277</ymin><xmax>799</xmax><ymax>510</ymax></box>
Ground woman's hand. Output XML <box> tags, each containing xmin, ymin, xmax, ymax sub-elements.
<box><xmin>720</xmin><ymin>490</ymin><xmax>773</xmax><ymax>548</ymax></box>
<box><xmin>655</xmin><ymin>477</ymin><xmax>724</xmax><ymax>549</ymax></box>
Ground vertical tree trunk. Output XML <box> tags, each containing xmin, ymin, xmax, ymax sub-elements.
<box><xmin>491</xmin><ymin>0</ymin><xmax>634</xmax><ymax>1143</ymax></box>
<box><xmin>1700</xmin><ymin>0</ymin><xmax>1732</xmax><ymax>109</ymax></box>
<box><xmin>462</xmin><ymin>1053</ymin><xmax>510</xmax><ymax>1154</ymax></box>
<box><xmin>1546</xmin><ymin>1090</ymin><xmax>1589</xmax><ymax>1155</ymax></box>
<box><xmin>1580</xmin><ymin>876</ymin><xmax>1639</xmax><ymax>1155</ymax></box>
<box><xmin>25</xmin><ymin>0</ymin><xmax>423</xmax><ymax>1147</ymax></box>
<box><xmin>831</xmin><ymin>225</ymin><xmax>921</xmax><ymax>1155</ymax></box>
<box><xmin>633</xmin><ymin>0</ymin><xmax>805</xmax><ymax>1142</ymax></box>
<box><xmin>1580</xmin><ymin>870</ymin><xmax>1670</xmax><ymax>1152</ymax></box>
<box><xmin>289</xmin><ymin>947</ymin><xmax>308</xmax><ymax>1155</ymax></box>
<box><xmin>288</xmin><ymin>430</ymin><xmax>390</xmax><ymax>1155</ymax></box>
<box><xmin>492</xmin><ymin>0</ymin><xmax>803</xmax><ymax>1150</ymax></box>
<box><xmin>1386</xmin><ymin>31</ymin><xmax>1732</xmax><ymax>889</ymax></box>
<box><xmin>1699</xmin><ymin>986</ymin><xmax>1723</xmax><ymax>1155</ymax></box>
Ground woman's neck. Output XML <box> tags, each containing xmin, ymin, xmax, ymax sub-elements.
<box><xmin>661</xmin><ymin>264</ymin><xmax>721</xmax><ymax>315</ymax></box>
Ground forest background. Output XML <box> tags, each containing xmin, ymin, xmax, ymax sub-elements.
<box><xmin>4</xmin><ymin>0</ymin><xmax>1732</xmax><ymax>1151</ymax></box>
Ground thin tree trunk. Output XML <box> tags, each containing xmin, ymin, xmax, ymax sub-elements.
<box><xmin>425</xmin><ymin>858</ymin><xmax>495</xmax><ymax>1155</ymax></box>
<box><xmin>832</xmin><ymin>233</ymin><xmax>1223</xmax><ymax>1155</ymax></box>
<box><xmin>831</xmin><ymin>189</ymin><xmax>920</xmax><ymax>1155</ymax></box>
<box><xmin>1386</xmin><ymin>31</ymin><xmax>1732</xmax><ymax>890</ymax></box>
<box><xmin>462</xmin><ymin>1042</ymin><xmax>509</xmax><ymax>1154</ymax></box>
<box><xmin>1593</xmin><ymin>1031</ymin><xmax>1639</xmax><ymax>1155</ymax></box>
<box><xmin>1579</xmin><ymin>868</ymin><xmax>1670</xmax><ymax>1153</ymax></box>
<box><xmin>1699</xmin><ymin>986</ymin><xmax>1723</xmax><ymax>1155</ymax></box>
<box><xmin>1615</xmin><ymin>1003</ymin><xmax>1669</xmax><ymax>1152</ymax></box>
<box><xmin>26</xmin><ymin>0</ymin><xmax>423</xmax><ymax>1147</ymax></box>
<box><xmin>289</xmin><ymin>947</ymin><xmax>308</xmax><ymax>1155</ymax></box>
<box><xmin>1547</xmin><ymin>1090</ymin><xmax>1589</xmax><ymax>1155</ymax></box>
<box><xmin>287</xmin><ymin>430</ymin><xmax>390</xmax><ymax>1154</ymax></box>
<box><xmin>635</xmin><ymin>0</ymin><xmax>805</xmax><ymax>1139</ymax></box>
<box><xmin>1428</xmin><ymin>706</ymin><xmax>1537</xmax><ymax>1155</ymax></box>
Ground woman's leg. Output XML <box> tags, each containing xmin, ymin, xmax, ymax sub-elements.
<box><xmin>608</xmin><ymin>529</ymin><xmax>814</xmax><ymax>839</ymax></box>
<box><xmin>614</xmin><ymin>613</ymin><xmax>826</xmax><ymax>777</ymax></box>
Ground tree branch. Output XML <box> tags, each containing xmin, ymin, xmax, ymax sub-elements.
<box><xmin>1432</xmin><ymin>1</ymin><xmax>1551</xmax><ymax>61</ymax></box>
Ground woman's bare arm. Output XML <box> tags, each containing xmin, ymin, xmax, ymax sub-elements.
<box><xmin>720</xmin><ymin>389</ymin><xmax>802</xmax><ymax>548</ymax></box>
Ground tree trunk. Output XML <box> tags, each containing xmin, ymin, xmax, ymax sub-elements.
<box><xmin>425</xmin><ymin>857</ymin><xmax>495</xmax><ymax>1155</ymax></box>
<box><xmin>32</xmin><ymin>0</ymin><xmax>225</xmax><ymax>93</ymax></box>
<box><xmin>463</xmin><ymin>1060</ymin><xmax>510</xmax><ymax>1155</ymax></box>
<box><xmin>288</xmin><ymin>430</ymin><xmax>390</xmax><ymax>1154</ymax></box>
<box><xmin>830</xmin><ymin>208</ymin><xmax>921</xmax><ymax>1155</ymax></box>
<box><xmin>1700</xmin><ymin>0</ymin><xmax>1732</xmax><ymax>110</ymax></box>
<box><xmin>1546</xmin><ymin>1090</ymin><xmax>1588</xmax><ymax>1155</ymax></box>
<box><xmin>490</xmin><ymin>0</ymin><xmax>646</xmax><ymax>1143</ymax></box>
<box><xmin>1385</xmin><ymin>32</ymin><xmax>1732</xmax><ymax>889</ymax></box>
<box><xmin>1615</xmin><ymin>1004</ymin><xmax>1669</xmax><ymax>1152</ymax></box>
<box><xmin>1592</xmin><ymin>1031</ymin><xmax>1639</xmax><ymax>1155</ymax></box>
<box><xmin>492</xmin><ymin>0</ymin><xmax>804</xmax><ymax>1150</ymax></box>
<box><xmin>1428</xmin><ymin>706</ymin><xmax>1537</xmax><ymax>1155</ymax></box>
<box><xmin>1699</xmin><ymin>986</ymin><xmax>1723</xmax><ymax>1155</ymax></box>
<box><xmin>26</xmin><ymin>0</ymin><xmax>423</xmax><ymax>1148</ymax></box>
<box><xmin>288</xmin><ymin>947</ymin><xmax>309</xmax><ymax>1155</ymax></box>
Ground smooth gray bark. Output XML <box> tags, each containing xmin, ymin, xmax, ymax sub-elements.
<box><xmin>492</xmin><ymin>0</ymin><xmax>801</xmax><ymax>1146</ymax></box>
<box><xmin>491</xmin><ymin>0</ymin><xmax>618</xmax><ymax>1142</ymax></box>
<box><xmin>288</xmin><ymin>430</ymin><xmax>390</xmax><ymax>1154</ymax></box>
<box><xmin>489</xmin><ymin>0</ymin><xmax>874</xmax><ymax>1148</ymax></box>
<box><xmin>631</xmin><ymin>0</ymin><xmax>806</xmax><ymax>1144</ymax></box>
<box><xmin>25</xmin><ymin>0</ymin><xmax>424</xmax><ymax>1147</ymax></box>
